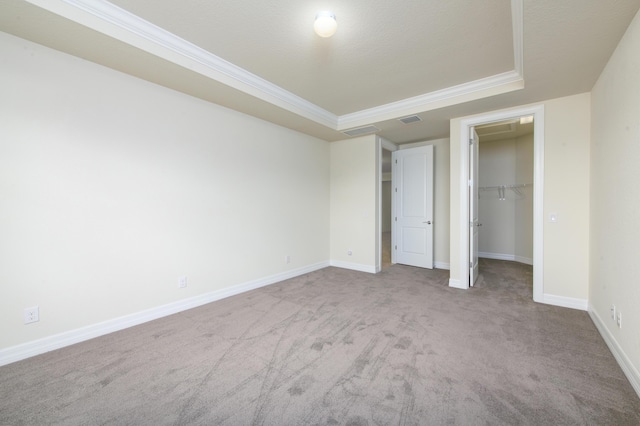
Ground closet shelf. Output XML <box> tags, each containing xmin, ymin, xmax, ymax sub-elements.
<box><xmin>479</xmin><ymin>183</ymin><xmax>532</xmax><ymax>200</ymax></box>
<box><xmin>478</xmin><ymin>183</ymin><xmax>532</xmax><ymax>191</ymax></box>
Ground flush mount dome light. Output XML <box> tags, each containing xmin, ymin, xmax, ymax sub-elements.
<box><xmin>314</xmin><ymin>11</ymin><xmax>337</xmax><ymax>37</ymax></box>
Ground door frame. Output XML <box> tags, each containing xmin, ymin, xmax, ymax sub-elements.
<box><xmin>378</xmin><ymin>137</ymin><xmax>398</xmax><ymax>272</ymax></box>
<box><xmin>456</xmin><ymin>104</ymin><xmax>545</xmax><ymax>302</ymax></box>
<box><xmin>469</xmin><ymin>128</ymin><xmax>480</xmax><ymax>286</ymax></box>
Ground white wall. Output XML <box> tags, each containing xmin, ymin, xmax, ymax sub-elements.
<box><xmin>329</xmin><ymin>135</ymin><xmax>378</xmax><ymax>272</ymax></box>
<box><xmin>450</xmin><ymin>93</ymin><xmax>591</xmax><ymax>304</ymax></box>
<box><xmin>399</xmin><ymin>138</ymin><xmax>450</xmax><ymax>269</ymax></box>
<box><xmin>0</xmin><ymin>32</ymin><xmax>330</xmax><ymax>354</ymax></box>
<box><xmin>515</xmin><ymin>134</ymin><xmax>534</xmax><ymax>262</ymax></box>
<box><xmin>590</xmin><ymin>8</ymin><xmax>640</xmax><ymax>394</ymax></box>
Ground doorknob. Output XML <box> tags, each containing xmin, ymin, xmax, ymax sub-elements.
<box><xmin>423</xmin><ymin>221</ymin><xmax>432</xmax><ymax>225</ymax></box>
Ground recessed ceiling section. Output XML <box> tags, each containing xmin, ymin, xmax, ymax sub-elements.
<box><xmin>109</xmin><ymin>0</ymin><xmax>517</xmax><ymax>115</ymax></box>
<box><xmin>9</xmin><ymin>0</ymin><xmax>637</xmax><ymax>145</ymax></box>
<box><xmin>4</xmin><ymin>0</ymin><xmax>523</xmax><ymax>134</ymax></box>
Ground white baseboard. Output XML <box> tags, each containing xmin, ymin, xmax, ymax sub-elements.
<box><xmin>588</xmin><ymin>305</ymin><xmax>640</xmax><ymax>399</ymax></box>
<box><xmin>384</xmin><ymin>261</ymin><xmax>448</xmax><ymax>271</ymax></box>
<box><xmin>0</xmin><ymin>261</ymin><xmax>330</xmax><ymax>367</ymax></box>
<box><xmin>448</xmin><ymin>278</ymin><xmax>467</xmax><ymax>289</ymax></box>
<box><xmin>542</xmin><ymin>293</ymin><xmax>588</xmax><ymax>311</ymax></box>
<box><xmin>329</xmin><ymin>260</ymin><xmax>377</xmax><ymax>273</ymax></box>
<box><xmin>514</xmin><ymin>256</ymin><xmax>533</xmax><ymax>266</ymax></box>
<box><xmin>434</xmin><ymin>261</ymin><xmax>450</xmax><ymax>270</ymax></box>
<box><xmin>479</xmin><ymin>252</ymin><xmax>533</xmax><ymax>265</ymax></box>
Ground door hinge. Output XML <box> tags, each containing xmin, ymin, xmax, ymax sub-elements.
<box><xmin>394</xmin><ymin>245</ymin><xmax>397</xmax><ymax>250</ymax></box>
<box><xmin>468</xmin><ymin>179</ymin><xmax>472</xmax><ymax>187</ymax></box>
<box><xmin>470</xmin><ymin>221</ymin><xmax>474</xmax><ymax>228</ymax></box>
<box><xmin>469</xmin><ymin>138</ymin><xmax>473</xmax><ymax>145</ymax></box>
<box><xmin>395</xmin><ymin>187</ymin><xmax>397</xmax><ymax>192</ymax></box>
<box><xmin>394</xmin><ymin>217</ymin><xmax>397</xmax><ymax>222</ymax></box>
<box><xmin>470</xmin><ymin>261</ymin><xmax>473</xmax><ymax>268</ymax></box>
<box><xmin>395</xmin><ymin>159</ymin><xmax>398</xmax><ymax>164</ymax></box>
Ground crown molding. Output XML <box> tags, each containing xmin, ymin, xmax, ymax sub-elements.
<box><xmin>26</xmin><ymin>0</ymin><xmax>524</xmax><ymax>134</ymax></box>
<box><xmin>337</xmin><ymin>71</ymin><xmax>524</xmax><ymax>130</ymax></box>
<box><xmin>26</xmin><ymin>0</ymin><xmax>339</xmax><ymax>128</ymax></box>
<box><xmin>339</xmin><ymin>0</ymin><xmax>524</xmax><ymax>130</ymax></box>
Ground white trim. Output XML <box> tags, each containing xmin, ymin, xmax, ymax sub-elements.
<box><xmin>588</xmin><ymin>306</ymin><xmax>640</xmax><ymax>398</ymax></box>
<box><xmin>448</xmin><ymin>278</ymin><xmax>466</xmax><ymax>289</ymax></box>
<box><xmin>375</xmin><ymin>136</ymin><xmax>382</xmax><ymax>273</ymax></box>
<box><xmin>511</xmin><ymin>0</ymin><xmax>524</xmax><ymax>76</ymax></box>
<box><xmin>27</xmin><ymin>0</ymin><xmax>338</xmax><ymax>128</ymax></box>
<box><xmin>0</xmin><ymin>261</ymin><xmax>329</xmax><ymax>367</ymax></box>
<box><xmin>25</xmin><ymin>0</ymin><xmax>524</xmax><ymax>133</ymax></box>
<box><xmin>378</xmin><ymin>137</ymin><xmax>397</xmax><ymax>274</ymax></box>
<box><xmin>434</xmin><ymin>261</ymin><xmax>450</xmax><ymax>270</ymax></box>
<box><xmin>381</xmin><ymin>139</ymin><xmax>399</xmax><ymax>152</ymax></box>
<box><xmin>514</xmin><ymin>256</ymin><xmax>533</xmax><ymax>266</ymax></box>
<box><xmin>455</xmin><ymin>105</ymin><xmax>545</xmax><ymax>300</ymax></box>
<box><xmin>338</xmin><ymin>71</ymin><xmax>524</xmax><ymax>130</ymax></box>
<box><xmin>478</xmin><ymin>252</ymin><xmax>533</xmax><ymax>265</ymax></box>
<box><xmin>329</xmin><ymin>260</ymin><xmax>377</xmax><ymax>274</ymax></box>
<box><xmin>542</xmin><ymin>294</ymin><xmax>588</xmax><ymax>311</ymax></box>
<box><xmin>479</xmin><ymin>252</ymin><xmax>515</xmax><ymax>261</ymax></box>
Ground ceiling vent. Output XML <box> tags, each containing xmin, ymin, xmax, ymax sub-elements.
<box><xmin>342</xmin><ymin>125</ymin><xmax>380</xmax><ymax>137</ymax></box>
<box><xmin>398</xmin><ymin>115</ymin><xmax>422</xmax><ymax>125</ymax></box>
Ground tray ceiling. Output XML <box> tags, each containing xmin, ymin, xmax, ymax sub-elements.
<box><xmin>1</xmin><ymin>0</ymin><xmax>639</xmax><ymax>143</ymax></box>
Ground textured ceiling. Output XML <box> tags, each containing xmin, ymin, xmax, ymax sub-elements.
<box><xmin>1</xmin><ymin>0</ymin><xmax>639</xmax><ymax>144</ymax></box>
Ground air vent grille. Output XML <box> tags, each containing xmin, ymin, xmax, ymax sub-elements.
<box><xmin>342</xmin><ymin>125</ymin><xmax>380</xmax><ymax>137</ymax></box>
<box><xmin>398</xmin><ymin>115</ymin><xmax>422</xmax><ymax>125</ymax></box>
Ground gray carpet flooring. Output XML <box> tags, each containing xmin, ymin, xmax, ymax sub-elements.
<box><xmin>1</xmin><ymin>260</ymin><xmax>639</xmax><ymax>425</ymax></box>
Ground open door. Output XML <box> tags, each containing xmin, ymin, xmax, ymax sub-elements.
<box><xmin>392</xmin><ymin>145</ymin><xmax>434</xmax><ymax>269</ymax></box>
<box><xmin>470</xmin><ymin>128</ymin><xmax>480</xmax><ymax>286</ymax></box>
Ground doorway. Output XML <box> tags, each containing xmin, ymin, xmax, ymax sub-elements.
<box><xmin>474</xmin><ymin>118</ymin><xmax>535</xmax><ymax>284</ymax></box>
<box><xmin>381</xmin><ymin>148</ymin><xmax>393</xmax><ymax>269</ymax></box>
<box><xmin>457</xmin><ymin>105</ymin><xmax>544</xmax><ymax>302</ymax></box>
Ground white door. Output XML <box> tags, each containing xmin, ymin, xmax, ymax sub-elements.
<box><xmin>469</xmin><ymin>128</ymin><xmax>480</xmax><ymax>286</ymax></box>
<box><xmin>392</xmin><ymin>145</ymin><xmax>434</xmax><ymax>269</ymax></box>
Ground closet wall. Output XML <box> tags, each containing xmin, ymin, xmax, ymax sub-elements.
<box><xmin>478</xmin><ymin>133</ymin><xmax>534</xmax><ymax>264</ymax></box>
<box><xmin>381</xmin><ymin>149</ymin><xmax>393</xmax><ymax>233</ymax></box>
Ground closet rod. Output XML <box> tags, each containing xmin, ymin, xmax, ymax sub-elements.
<box><xmin>478</xmin><ymin>183</ymin><xmax>532</xmax><ymax>191</ymax></box>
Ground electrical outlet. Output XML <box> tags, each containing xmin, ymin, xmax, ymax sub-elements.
<box><xmin>611</xmin><ymin>304</ymin><xmax>616</xmax><ymax>320</ymax></box>
<box><xmin>285</xmin><ymin>255</ymin><xmax>291</xmax><ymax>264</ymax></box>
<box><xmin>24</xmin><ymin>306</ymin><xmax>39</xmax><ymax>324</ymax></box>
<box><xmin>617</xmin><ymin>312</ymin><xmax>622</xmax><ymax>329</ymax></box>
<box><xmin>178</xmin><ymin>276</ymin><xmax>187</xmax><ymax>288</ymax></box>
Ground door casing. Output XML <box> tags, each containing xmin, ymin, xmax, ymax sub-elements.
<box><xmin>454</xmin><ymin>105</ymin><xmax>545</xmax><ymax>303</ymax></box>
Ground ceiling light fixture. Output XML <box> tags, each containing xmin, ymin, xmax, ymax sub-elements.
<box><xmin>314</xmin><ymin>11</ymin><xmax>337</xmax><ymax>38</ymax></box>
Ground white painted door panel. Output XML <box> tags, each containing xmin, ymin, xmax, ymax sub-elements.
<box><xmin>393</xmin><ymin>145</ymin><xmax>434</xmax><ymax>269</ymax></box>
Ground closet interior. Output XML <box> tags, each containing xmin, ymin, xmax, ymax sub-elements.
<box><xmin>476</xmin><ymin>118</ymin><xmax>534</xmax><ymax>266</ymax></box>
